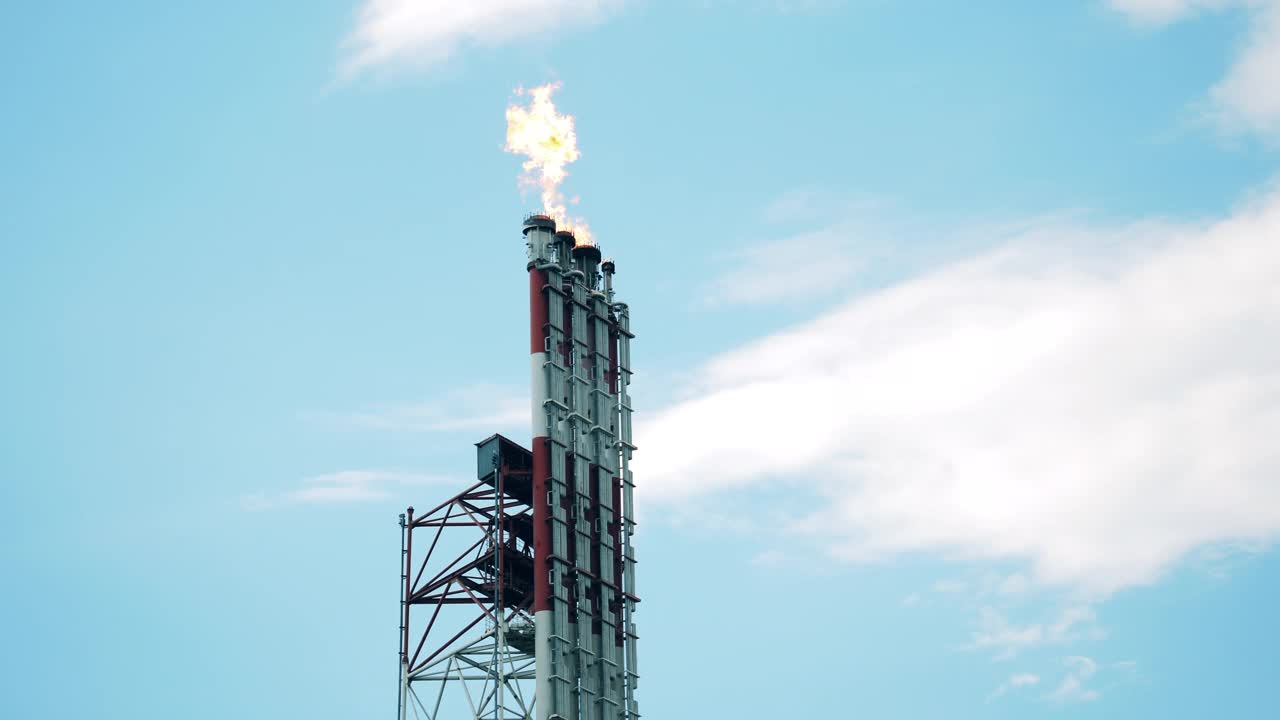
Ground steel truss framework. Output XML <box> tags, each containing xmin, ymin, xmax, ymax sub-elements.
<box><xmin>404</xmin><ymin>635</ymin><xmax>535</xmax><ymax>720</ymax></box>
<box><xmin>398</xmin><ymin>439</ymin><xmax>539</xmax><ymax>720</ymax></box>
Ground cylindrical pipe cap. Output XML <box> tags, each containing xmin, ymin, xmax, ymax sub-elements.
<box><xmin>523</xmin><ymin>214</ymin><xmax>556</xmax><ymax>235</ymax></box>
<box><xmin>571</xmin><ymin>244</ymin><xmax>603</xmax><ymax>263</ymax></box>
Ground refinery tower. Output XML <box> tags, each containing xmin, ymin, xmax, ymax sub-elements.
<box><xmin>397</xmin><ymin>215</ymin><xmax>639</xmax><ymax>720</ymax></box>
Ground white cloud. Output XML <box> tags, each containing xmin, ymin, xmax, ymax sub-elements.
<box><xmin>751</xmin><ymin>548</ymin><xmax>787</xmax><ymax>566</ymax></box>
<box><xmin>242</xmin><ymin>470</ymin><xmax>455</xmax><ymax>510</ymax></box>
<box><xmin>1107</xmin><ymin>0</ymin><xmax>1280</xmax><ymax>137</ymax></box>
<box><xmin>1046</xmin><ymin>656</ymin><xmax>1101</xmax><ymax>703</ymax></box>
<box><xmin>1210</xmin><ymin>4</ymin><xmax>1280</xmax><ymax>135</ymax></box>
<box><xmin>340</xmin><ymin>0</ymin><xmax>624</xmax><ymax>77</ymax></box>
<box><xmin>971</xmin><ymin>608</ymin><xmax>1045</xmax><ymax>659</ymax></box>
<box><xmin>772</xmin><ymin>0</ymin><xmax>845</xmax><ymax>12</ymax></box>
<box><xmin>701</xmin><ymin>223</ymin><xmax>867</xmax><ymax>306</ymax></box>
<box><xmin>996</xmin><ymin>573</ymin><xmax>1033</xmax><ymax>596</ymax></box>
<box><xmin>636</xmin><ymin>186</ymin><xmax>1280</xmax><ymax>595</ymax></box>
<box><xmin>1048</xmin><ymin>605</ymin><xmax>1100</xmax><ymax>641</ymax></box>
<box><xmin>969</xmin><ymin>605</ymin><xmax>1100</xmax><ymax>660</ymax></box>
<box><xmin>987</xmin><ymin>672</ymin><xmax>1041</xmax><ymax>702</ymax></box>
<box><xmin>760</xmin><ymin>187</ymin><xmax>855</xmax><ymax>224</ymax></box>
<box><xmin>308</xmin><ymin>382</ymin><xmax>530</xmax><ymax>435</ymax></box>
<box><xmin>702</xmin><ymin>191</ymin><xmax>987</xmax><ymax>308</ymax></box>
<box><xmin>1108</xmin><ymin>0</ymin><xmax>1247</xmax><ymax>25</ymax></box>
<box><xmin>705</xmin><ymin>188</ymin><xmax>849</xmax><ymax>307</ymax></box>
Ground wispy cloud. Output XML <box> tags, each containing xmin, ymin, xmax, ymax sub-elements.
<box><xmin>750</xmin><ymin>548</ymin><xmax>788</xmax><ymax>567</ymax></box>
<box><xmin>1046</xmin><ymin>656</ymin><xmax>1101</xmax><ymax>703</ymax></box>
<box><xmin>701</xmin><ymin>191</ymin><xmax>902</xmax><ymax>307</ymax></box>
<box><xmin>969</xmin><ymin>605</ymin><xmax>1101</xmax><ymax>660</ymax></box>
<box><xmin>1108</xmin><ymin>0</ymin><xmax>1250</xmax><ymax>25</ymax></box>
<box><xmin>337</xmin><ymin>0</ymin><xmax>851</xmax><ymax>79</ymax></box>
<box><xmin>637</xmin><ymin>183</ymin><xmax>1280</xmax><ymax>595</ymax></box>
<box><xmin>306</xmin><ymin>382</ymin><xmax>530</xmax><ymax>435</ymax></box>
<box><xmin>933</xmin><ymin>579</ymin><xmax>968</xmax><ymax>594</ymax></box>
<box><xmin>338</xmin><ymin>0</ymin><xmax>625</xmax><ymax>78</ymax></box>
<box><xmin>242</xmin><ymin>470</ymin><xmax>455</xmax><ymax>510</ymax></box>
<box><xmin>701</xmin><ymin>189</ymin><xmax>1078</xmax><ymax>308</ymax></box>
<box><xmin>970</xmin><ymin>608</ymin><xmax>1045</xmax><ymax>660</ymax></box>
<box><xmin>993</xmin><ymin>573</ymin><xmax>1033</xmax><ymax>597</ymax></box>
<box><xmin>700</xmin><ymin>224</ymin><xmax>867</xmax><ymax>307</ymax></box>
<box><xmin>987</xmin><ymin>672</ymin><xmax>1040</xmax><ymax>702</ymax></box>
<box><xmin>1107</xmin><ymin>0</ymin><xmax>1280</xmax><ymax>138</ymax></box>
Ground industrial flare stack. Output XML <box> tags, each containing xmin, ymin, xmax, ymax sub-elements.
<box><xmin>397</xmin><ymin>215</ymin><xmax>639</xmax><ymax>720</ymax></box>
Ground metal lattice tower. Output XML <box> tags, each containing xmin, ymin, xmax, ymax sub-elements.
<box><xmin>397</xmin><ymin>215</ymin><xmax>639</xmax><ymax>720</ymax></box>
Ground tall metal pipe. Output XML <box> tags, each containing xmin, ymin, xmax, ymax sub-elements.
<box><xmin>400</xmin><ymin>506</ymin><xmax>414</xmax><ymax>720</ymax></box>
<box><xmin>554</xmin><ymin>230</ymin><xmax>576</xmax><ymax>267</ymax></box>
<box><xmin>398</xmin><ymin>512</ymin><xmax>407</xmax><ymax>720</ymax></box>
<box><xmin>572</xmin><ymin>244</ymin><xmax>602</xmax><ymax>293</ymax></box>
<box><xmin>602</xmin><ymin>258</ymin><xmax>615</xmax><ymax>302</ymax></box>
<box><xmin>523</xmin><ymin>214</ymin><xmax>556</xmax><ymax>720</ymax></box>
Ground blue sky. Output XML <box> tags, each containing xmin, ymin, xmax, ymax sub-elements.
<box><xmin>3</xmin><ymin>1</ymin><xmax>1279</xmax><ymax>717</ymax></box>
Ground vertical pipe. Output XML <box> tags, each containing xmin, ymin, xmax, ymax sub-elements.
<box><xmin>524</xmin><ymin>215</ymin><xmax>556</xmax><ymax>720</ymax></box>
<box><xmin>495</xmin><ymin>459</ymin><xmax>505</xmax><ymax>719</ymax></box>
<box><xmin>611</xmin><ymin>477</ymin><xmax>623</xmax><ymax>649</ymax></box>
<box><xmin>577</xmin><ymin>250</ymin><xmax>611</xmax><ymax>720</ymax></box>
<box><xmin>602</xmin><ymin>259</ymin><xmax>615</xmax><ymax>305</ymax></box>
<box><xmin>400</xmin><ymin>664</ymin><xmax>408</xmax><ymax>720</ymax></box>
<box><xmin>613</xmin><ymin>300</ymin><xmax>639</xmax><ymax>720</ymax></box>
<box><xmin>401</xmin><ymin>507</ymin><xmax>414</xmax><ymax>719</ymax></box>
<box><xmin>599</xmin><ymin>265</ymin><xmax>624</xmax><ymax>718</ymax></box>
<box><xmin>565</xmin><ymin>248</ymin><xmax>596</xmax><ymax>720</ymax></box>
<box><xmin>398</xmin><ymin>513</ymin><xmax>406</xmax><ymax>720</ymax></box>
<box><xmin>402</xmin><ymin>507</ymin><xmax>414</xmax><ymax>659</ymax></box>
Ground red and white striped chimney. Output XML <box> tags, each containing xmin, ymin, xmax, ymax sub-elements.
<box><xmin>523</xmin><ymin>213</ymin><xmax>556</xmax><ymax>720</ymax></box>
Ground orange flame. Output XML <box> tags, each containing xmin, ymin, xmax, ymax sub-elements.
<box><xmin>505</xmin><ymin>83</ymin><xmax>593</xmax><ymax>245</ymax></box>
